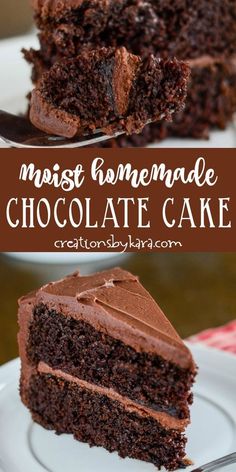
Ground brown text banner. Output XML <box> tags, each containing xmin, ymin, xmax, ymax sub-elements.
<box><xmin>0</xmin><ymin>148</ymin><xmax>235</xmax><ymax>252</ymax></box>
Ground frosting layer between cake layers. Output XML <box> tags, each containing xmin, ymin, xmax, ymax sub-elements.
<box><xmin>35</xmin><ymin>361</ymin><xmax>190</xmax><ymax>430</ymax></box>
<box><xmin>25</xmin><ymin>366</ymin><xmax>188</xmax><ymax>470</ymax></box>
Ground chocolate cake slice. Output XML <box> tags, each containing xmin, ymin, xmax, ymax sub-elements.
<box><xmin>18</xmin><ymin>267</ymin><xmax>196</xmax><ymax>470</ymax></box>
<box><xmin>29</xmin><ymin>47</ymin><xmax>189</xmax><ymax>138</ymax></box>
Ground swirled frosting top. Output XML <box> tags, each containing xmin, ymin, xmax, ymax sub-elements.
<box><xmin>21</xmin><ymin>267</ymin><xmax>195</xmax><ymax>370</ymax></box>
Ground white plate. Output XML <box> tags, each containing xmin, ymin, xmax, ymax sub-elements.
<box><xmin>0</xmin><ymin>34</ymin><xmax>236</xmax><ymax>148</ymax></box>
<box><xmin>4</xmin><ymin>252</ymin><xmax>125</xmax><ymax>265</ymax></box>
<box><xmin>0</xmin><ymin>344</ymin><xmax>236</xmax><ymax>472</ymax></box>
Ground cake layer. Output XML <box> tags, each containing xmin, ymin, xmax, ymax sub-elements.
<box><xmin>22</xmin><ymin>369</ymin><xmax>188</xmax><ymax>470</ymax></box>
<box><xmin>29</xmin><ymin>47</ymin><xmax>189</xmax><ymax>138</ymax></box>
<box><xmin>170</xmin><ymin>55</ymin><xmax>236</xmax><ymax>138</ymax></box>
<box><xmin>31</xmin><ymin>0</ymin><xmax>236</xmax><ymax>60</ymax></box>
<box><xmin>26</xmin><ymin>304</ymin><xmax>194</xmax><ymax>419</ymax></box>
<box><xmin>20</xmin><ymin>268</ymin><xmax>194</xmax><ymax>367</ymax></box>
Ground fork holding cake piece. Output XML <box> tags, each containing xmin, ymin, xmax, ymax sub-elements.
<box><xmin>29</xmin><ymin>47</ymin><xmax>190</xmax><ymax>138</ymax></box>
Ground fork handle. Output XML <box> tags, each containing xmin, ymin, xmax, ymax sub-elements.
<box><xmin>195</xmin><ymin>452</ymin><xmax>236</xmax><ymax>471</ymax></box>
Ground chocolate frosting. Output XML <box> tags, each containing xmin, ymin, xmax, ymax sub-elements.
<box><xmin>19</xmin><ymin>267</ymin><xmax>195</xmax><ymax>370</ymax></box>
<box><xmin>188</xmin><ymin>54</ymin><xmax>236</xmax><ymax>70</ymax></box>
<box><xmin>18</xmin><ymin>291</ymin><xmax>37</xmax><ymax>404</ymax></box>
<box><xmin>112</xmin><ymin>48</ymin><xmax>140</xmax><ymax>116</ymax></box>
<box><xmin>30</xmin><ymin>89</ymin><xmax>80</xmax><ymax>138</ymax></box>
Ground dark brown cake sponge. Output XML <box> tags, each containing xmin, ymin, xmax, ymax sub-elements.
<box><xmin>31</xmin><ymin>0</ymin><xmax>236</xmax><ymax>60</ymax></box>
<box><xmin>27</xmin><ymin>304</ymin><xmax>195</xmax><ymax>419</ymax></box>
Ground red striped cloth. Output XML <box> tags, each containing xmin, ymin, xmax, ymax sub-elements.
<box><xmin>188</xmin><ymin>320</ymin><xmax>236</xmax><ymax>355</ymax></box>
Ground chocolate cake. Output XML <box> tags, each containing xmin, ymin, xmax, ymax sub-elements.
<box><xmin>29</xmin><ymin>47</ymin><xmax>189</xmax><ymax>138</ymax></box>
<box><xmin>24</xmin><ymin>0</ymin><xmax>236</xmax><ymax>145</ymax></box>
<box><xmin>18</xmin><ymin>268</ymin><xmax>196</xmax><ymax>470</ymax></box>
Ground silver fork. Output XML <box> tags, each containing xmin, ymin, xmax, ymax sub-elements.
<box><xmin>192</xmin><ymin>452</ymin><xmax>236</xmax><ymax>471</ymax></box>
<box><xmin>0</xmin><ymin>110</ymin><xmax>124</xmax><ymax>148</ymax></box>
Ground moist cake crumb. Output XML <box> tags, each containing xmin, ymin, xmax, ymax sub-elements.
<box><xmin>29</xmin><ymin>47</ymin><xmax>190</xmax><ymax>138</ymax></box>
